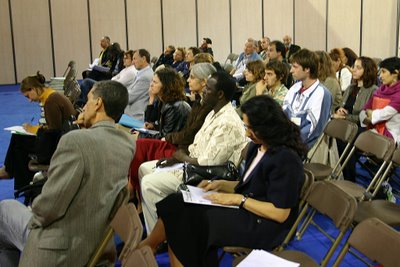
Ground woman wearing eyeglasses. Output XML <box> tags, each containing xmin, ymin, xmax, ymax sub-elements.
<box><xmin>139</xmin><ymin>95</ymin><xmax>306</xmax><ymax>267</ymax></box>
<box><xmin>0</xmin><ymin>72</ymin><xmax>76</xmax><ymax>190</ymax></box>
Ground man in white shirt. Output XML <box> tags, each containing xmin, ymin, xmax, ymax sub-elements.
<box><xmin>282</xmin><ymin>49</ymin><xmax>332</xmax><ymax>149</ymax></box>
<box><xmin>139</xmin><ymin>71</ymin><xmax>248</xmax><ymax>233</ymax></box>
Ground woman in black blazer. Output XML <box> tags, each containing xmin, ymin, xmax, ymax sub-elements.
<box><xmin>139</xmin><ymin>95</ymin><xmax>306</xmax><ymax>267</ymax></box>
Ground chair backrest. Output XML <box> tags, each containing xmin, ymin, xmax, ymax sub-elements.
<box><xmin>333</xmin><ymin>217</ymin><xmax>400</xmax><ymax>267</ymax></box>
<box><xmin>354</xmin><ymin>130</ymin><xmax>395</xmax><ymax>161</ymax></box>
<box><xmin>64</xmin><ymin>79</ymin><xmax>81</xmax><ymax>105</ymax></box>
<box><xmin>323</xmin><ymin>119</ymin><xmax>358</xmax><ymax>143</ymax></box>
<box><xmin>278</xmin><ymin>181</ymin><xmax>357</xmax><ymax>266</ymax></box>
<box><xmin>307</xmin><ymin>119</ymin><xmax>358</xmax><ymax>163</ymax></box>
<box><xmin>110</xmin><ymin>203</ymin><xmax>143</xmax><ymax>264</ymax></box>
<box><xmin>124</xmin><ymin>246</ymin><xmax>158</xmax><ymax>267</ymax></box>
<box><xmin>391</xmin><ymin>146</ymin><xmax>400</xmax><ymax>166</ymax></box>
<box><xmin>300</xmin><ymin>169</ymin><xmax>314</xmax><ymax>200</ymax></box>
<box><xmin>305</xmin><ymin>181</ymin><xmax>357</xmax><ymax>232</ymax></box>
<box><xmin>225</xmin><ymin>53</ymin><xmax>239</xmax><ymax>64</ymax></box>
<box><xmin>86</xmin><ymin>187</ymin><xmax>129</xmax><ymax>267</ymax></box>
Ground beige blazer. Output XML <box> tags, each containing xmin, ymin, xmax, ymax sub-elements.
<box><xmin>19</xmin><ymin>121</ymin><xmax>135</xmax><ymax>267</ymax></box>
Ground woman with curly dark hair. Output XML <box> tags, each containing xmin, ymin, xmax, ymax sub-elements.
<box><xmin>140</xmin><ymin>67</ymin><xmax>191</xmax><ymax>139</ymax></box>
<box><xmin>139</xmin><ymin>95</ymin><xmax>306</xmax><ymax>267</ymax></box>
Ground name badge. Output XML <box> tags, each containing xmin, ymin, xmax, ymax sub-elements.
<box><xmin>291</xmin><ymin>117</ymin><xmax>301</xmax><ymax>126</ymax></box>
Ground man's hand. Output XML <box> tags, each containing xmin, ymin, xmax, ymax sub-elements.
<box><xmin>73</xmin><ymin>112</ymin><xmax>85</xmax><ymax>128</ymax></box>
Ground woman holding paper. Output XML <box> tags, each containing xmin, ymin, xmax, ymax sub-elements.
<box><xmin>139</xmin><ymin>95</ymin><xmax>306</xmax><ymax>267</ymax></box>
<box><xmin>0</xmin><ymin>72</ymin><xmax>76</xmax><ymax>190</ymax></box>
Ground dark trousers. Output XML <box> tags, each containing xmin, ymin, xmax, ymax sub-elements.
<box><xmin>4</xmin><ymin>134</ymin><xmax>36</xmax><ymax>190</ymax></box>
<box><xmin>336</xmin><ymin>127</ymin><xmax>366</xmax><ymax>182</ymax></box>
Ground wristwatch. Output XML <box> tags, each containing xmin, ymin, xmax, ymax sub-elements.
<box><xmin>239</xmin><ymin>195</ymin><xmax>248</xmax><ymax>209</ymax></box>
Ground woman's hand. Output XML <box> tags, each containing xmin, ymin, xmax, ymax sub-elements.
<box><xmin>336</xmin><ymin>107</ymin><xmax>348</xmax><ymax>116</ymax></box>
<box><xmin>22</xmin><ymin>123</ymin><xmax>36</xmax><ymax>134</ymax></box>
<box><xmin>332</xmin><ymin>107</ymin><xmax>347</xmax><ymax>119</ymax></box>
<box><xmin>203</xmin><ymin>193</ymin><xmax>242</xmax><ymax>206</ymax></box>
<box><xmin>255</xmin><ymin>80</ymin><xmax>267</xmax><ymax>95</ymax></box>
<box><xmin>144</xmin><ymin>122</ymin><xmax>155</xmax><ymax>129</ymax></box>
<box><xmin>198</xmin><ymin>180</ymin><xmax>225</xmax><ymax>192</ymax></box>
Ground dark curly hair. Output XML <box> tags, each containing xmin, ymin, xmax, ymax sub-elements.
<box><xmin>240</xmin><ymin>95</ymin><xmax>307</xmax><ymax>158</ymax></box>
<box><xmin>156</xmin><ymin>68</ymin><xmax>186</xmax><ymax>103</ymax></box>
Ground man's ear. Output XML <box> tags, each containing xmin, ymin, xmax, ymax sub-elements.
<box><xmin>217</xmin><ymin>90</ymin><xmax>225</xmax><ymax>100</ymax></box>
<box><xmin>95</xmin><ymin>97</ymin><xmax>103</xmax><ymax>111</ymax></box>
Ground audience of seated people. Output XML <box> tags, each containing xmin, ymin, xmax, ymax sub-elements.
<box><xmin>77</xmin><ymin>49</ymin><xmax>137</xmax><ymax>107</ymax></box>
<box><xmin>329</xmin><ymin>47</ymin><xmax>353</xmax><ymax>92</ymax></box>
<box><xmin>283</xmin><ymin>34</ymin><xmax>301</xmax><ymax>61</ymax></box>
<box><xmin>315</xmin><ymin>50</ymin><xmax>343</xmax><ymax>113</ymax></box>
<box><xmin>87</xmin><ymin>42</ymin><xmax>124</xmax><ymax>81</ymax></box>
<box><xmin>282</xmin><ymin>48</ymin><xmax>332</xmax><ymax>150</ymax></box>
<box><xmin>138</xmin><ymin>95</ymin><xmax>306</xmax><ymax>267</ymax></box>
<box><xmin>264</xmin><ymin>60</ymin><xmax>289</xmax><ymax>105</ymax></box>
<box><xmin>129</xmin><ymin>63</ymin><xmax>217</xmax><ymax>198</ymax></box>
<box><xmin>2</xmin><ymin>32</ymin><xmax>399</xmax><ymax>267</ymax></box>
<box><xmin>181</xmin><ymin>46</ymin><xmax>200</xmax><ymax>79</ymax></box>
<box><xmin>361</xmin><ymin>56</ymin><xmax>400</xmax><ymax>144</ymax></box>
<box><xmin>199</xmin><ymin>37</ymin><xmax>213</xmax><ymax>55</ymax></box>
<box><xmin>139</xmin><ymin>71</ymin><xmax>248</xmax><ymax>233</ymax></box>
<box><xmin>82</xmin><ymin>36</ymin><xmax>112</xmax><ymax>79</ymax></box>
<box><xmin>236</xmin><ymin>60</ymin><xmax>266</xmax><ymax>117</ymax></box>
<box><xmin>230</xmin><ymin>38</ymin><xmax>262</xmax><ymax>81</ymax></box>
<box><xmin>125</xmin><ymin>49</ymin><xmax>154</xmax><ymax>120</ymax></box>
<box><xmin>171</xmin><ymin>47</ymin><xmax>186</xmax><ymax>71</ymax></box>
<box><xmin>267</xmin><ymin>40</ymin><xmax>294</xmax><ymax>88</ymax></box>
<box><xmin>259</xmin><ymin>36</ymin><xmax>271</xmax><ymax>62</ymax></box>
<box><xmin>342</xmin><ymin>47</ymin><xmax>358</xmax><ymax>68</ymax></box>
<box><xmin>153</xmin><ymin>45</ymin><xmax>175</xmax><ymax>71</ymax></box>
<box><xmin>0</xmin><ymin>80</ymin><xmax>135</xmax><ymax>267</ymax></box>
<box><xmin>332</xmin><ymin>56</ymin><xmax>378</xmax><ymax>181</ymax></box>
<box><xmin>0</xmin><ymin>72</ymin><xmax>76</xmax><ymax>190</ymax></box>
<box><xmin>138</xmin><ymin>68</ymin><xmax>191</xmax><ymax>140</ymax></box>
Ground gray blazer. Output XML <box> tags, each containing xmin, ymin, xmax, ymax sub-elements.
<box><xmin>124</xmin><ymin>65</ymin><xmax>154</xmax><ymax>120</ymax></box>
<box><xmin>341</xmin><ymin>84</ymin><xmax>377</xmax><ymax>124</ymax></box>
<box><xmin>19</xmin><ymin>121</ymin><xmax>135</xmax><ymax>267</ymax></box>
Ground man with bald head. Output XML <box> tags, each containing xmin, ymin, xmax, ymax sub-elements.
<box><xmin>283</xmin><ymin>35</ymin><xmax>300</xmax><ymax>61</ymax></box>
<box><xmin>230</xmin><ymin>38</ymin><xmax>262</xmax><ymax>81</ymax></box>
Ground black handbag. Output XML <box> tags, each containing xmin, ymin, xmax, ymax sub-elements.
<box><xmin>182</xmin><ymin>161</ymin><xmax>241</xmax><ymax>186</ymax></box>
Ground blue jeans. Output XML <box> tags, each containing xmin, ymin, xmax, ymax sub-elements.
<box><xmin>0</xmin><ymin>200</ymin><xmax>32</xmax><ymax>267</ymax></box>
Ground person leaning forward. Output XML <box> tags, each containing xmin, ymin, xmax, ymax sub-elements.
<box><xmin>0</xmin><ymin>80</ymin><xmax>135</xmax><ymax>267</ymax></box>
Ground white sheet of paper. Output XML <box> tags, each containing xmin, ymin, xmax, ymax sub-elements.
<box><xmin>4</xmin><ymin>126</ymin><xmax>35</xmax><ymax>136</ymax></box>
<box><xmin>237</xmin><ymin>249</ymin><xmax>300</xmax><ymax>267</ymax></box>
<box><xmin>154</xmin><ymin>163</ymin><xmax>184</xmax><ymax>173</ymax></box>
<box><xmin>181</xmin><ymin>185</ymin><xmax>239</xmax><ymax>209</ymax></box>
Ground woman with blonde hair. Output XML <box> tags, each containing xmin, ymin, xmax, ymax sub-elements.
<box><xmin>0</xmin><ymin>72</ymin><xmax>76</xmax><ymax>189</ymax></box>
<box><xmin>315</xmin><ymin>50</ymin><xmax>342</xmax><ymax>112</ymax></box>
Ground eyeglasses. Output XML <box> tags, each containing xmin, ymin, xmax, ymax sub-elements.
<box><xmin>243</xmin><ymin>123</ymin><xmax>252</xmax><ymax>131</ymax></box>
